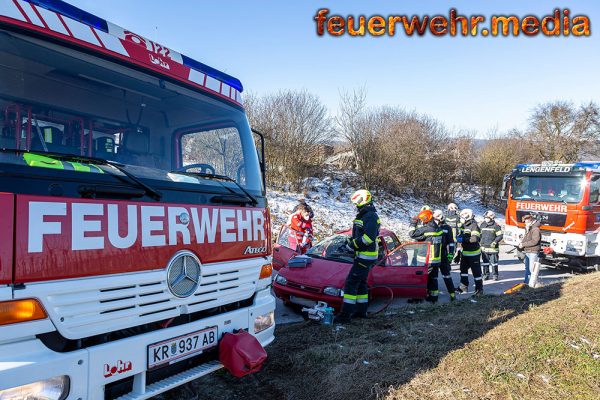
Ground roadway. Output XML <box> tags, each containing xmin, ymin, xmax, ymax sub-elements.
<box><xmin>274</xmin><ymin>244</ymin><xmax>574</xmax><ymax>324</ymax></box>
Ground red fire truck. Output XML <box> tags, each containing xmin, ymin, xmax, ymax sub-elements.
<box><xmin>502</xmin><ymin>161</ymin><xmax>600</xmax><ymax>271</ymax></box>
<box><xmin>0</xmin><ymin>0</ymin><xmax>275</xmax><ymax>398</ymax></box>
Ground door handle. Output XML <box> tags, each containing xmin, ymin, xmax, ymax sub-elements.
<box><xmin>415</xmin><ymin>271</ymin><xmax>424</xmax><ymax>275</ymax></box>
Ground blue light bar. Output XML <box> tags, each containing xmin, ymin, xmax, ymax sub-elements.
<box><xmin>24</xmin><ymin>0</ymin><xmax>108</xmax><ymax>32</ymax></box>
<box><xmin>181</xmin><ymin>55</ymin><xmax>243</xmax><ymax>92</ymax></box>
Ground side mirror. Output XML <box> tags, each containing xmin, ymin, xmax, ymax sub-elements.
<box><xmin>500</xmin><ymin>174</ymin><xmax>512</xmax><ymax>201</ymax></box>
<box><xmin>251</xmin><ymin>128</ymin><xmax>266</xmax><ymax>190</ymax></box>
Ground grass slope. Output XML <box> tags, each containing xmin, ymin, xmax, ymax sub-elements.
<box><xmin>170</xmin><ymin>273</ymin><xmax>600</xmax><ymax>400</ymax></box>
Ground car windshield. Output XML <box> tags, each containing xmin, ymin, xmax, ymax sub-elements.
<box><xmin>306</xmin><ymin>234</ymin><xmax>355</xmax><ymax>263</ymax></box>
<box><xmin>511</xmin><ymin>175</ymin><xmax>585</xmax><ymax>204</ymax></box>
<box><xmin>0</xmin><ymin>29</ymin><xmax>263</xmax><ymax>195</ymax></box>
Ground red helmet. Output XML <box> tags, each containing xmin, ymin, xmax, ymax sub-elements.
<box><xmin>417</xmin><ymin>209</ymin><xmax>433</xmax><ymax>224</ymax></box>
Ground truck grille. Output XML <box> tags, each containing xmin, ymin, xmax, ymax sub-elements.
<box><xmin>18</xmin><ymin>258</ymin><xmax>263</xmax><ymax>339</ymax></box>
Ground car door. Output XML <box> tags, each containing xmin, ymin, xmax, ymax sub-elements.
<box><xmin>369</xmin><ymin>241</ymin><xmax>429</xmax><ymax>298</ymax></box>
<box><xmin>272</xmin><ymin>225</ymin><xmax>299</xmax><ymax>270</ymax></box>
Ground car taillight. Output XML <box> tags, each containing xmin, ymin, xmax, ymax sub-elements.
<box><xmin>0</xmin><ymin>299</ymin><xmax>47</xmax><ymax>325</ymax></box>
<box><xmin>259</xmin><ymin>263</ymin><xmax>273</xmax><ymax>279</ymax></box>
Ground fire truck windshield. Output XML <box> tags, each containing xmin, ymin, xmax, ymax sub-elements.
<box><xmin>0</xmin><ymin>29</ymin><xmax>263</xmax><ymax>195</ymax></box>
<box><xmin>511</xmin><ymin>175</ymin><xmax>585</xmax><ymax>204</ymax></box>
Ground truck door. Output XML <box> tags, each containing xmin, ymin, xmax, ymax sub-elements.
<box><xmin>369</xmin><ymin>242</ymin><xmax>429</xmax><ymax>298</ymax></box>
<box><xmin>272</xmin><ymin>225</ymin><xmax>299</xmax><ymax>270</ymax></box>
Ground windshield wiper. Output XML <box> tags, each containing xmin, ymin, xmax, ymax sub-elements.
<box><xmin>173</xmin><ymin>170</ymin><xmax>258</xmax><ymax>206</ymax></box>
<box><xmin>0</xmin><ymin>149</ymin><xmax>162</xmax><ymax>201</ymax></box>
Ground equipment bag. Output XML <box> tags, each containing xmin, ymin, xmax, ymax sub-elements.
<box><xmin>219</xmin><ymin>330</ymin><xmax>267</xmax><ymax>378</ymax></box>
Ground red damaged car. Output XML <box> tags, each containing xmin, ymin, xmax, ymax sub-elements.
<box><xmin>272</xmin><ymin>226</ymin><xmax>430</xmax><ymax>311</ymax></box>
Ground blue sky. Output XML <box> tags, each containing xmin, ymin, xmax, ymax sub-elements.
<box><xmin>68</xmin><ymin>0</ymin><xmax>600</xmax><ymax>137</ymax></box>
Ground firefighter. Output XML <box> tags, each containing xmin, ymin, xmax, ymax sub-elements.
<box><xmin>479</xmin><ymin>210</ymin><xmax>503</xmax><ymax>281</ymax></box>
<box><xmin>445</xmin><ymin>203</ymin><xmax>460</xmax><ymax>257</ymax></box>
<box><xmin>433</xmin><ymin>209</ymin><xmax>457</xmax><ymax>301</ymax></box>
<box><xmin>335</xmin><ymin>189</ymin><xmax>381</xmax><ymax>323</ymax></box>
<box><xmin>288</xmin><ymin>204</ymin><xmax>313</xmax><ymax>254</ymax></box>
<box><xmin>409</xmin><ymin>209</ymin><xmax>443</xmax><ymax>303</ymax></box>
<box><xmin>456</xmin><ymin>209</ymin><xmax>483</xmax><ymax>296</ymax></box>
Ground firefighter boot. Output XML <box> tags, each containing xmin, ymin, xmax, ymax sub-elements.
<box><xmin>334</xmin><ymin>312</ymin><xmax>352</xmax><ymax>324</ymax></box>
<box><xmin>353</xmin><ymin>301</ymin><xmax>369</xmax><ymax>319</ymax></box>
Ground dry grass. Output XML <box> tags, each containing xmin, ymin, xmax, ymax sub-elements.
<box><xmin>165</xmin><ymin>273</ymin><xmax>600</xmax><ymax>400</ymax></box>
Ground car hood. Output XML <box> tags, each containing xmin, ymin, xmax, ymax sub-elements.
<box><xmin>278</xmin><ymin>257</ymin><xmax>351</xmax><ymax>289</ymax></box>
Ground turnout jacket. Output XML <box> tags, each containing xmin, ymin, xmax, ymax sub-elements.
<box><xmin>439</xmin><ymin>221</ymin><xmax>455</xmax><ymax>257</ymax></box>
<box><xmin>351</xmin><ymin>203</ymin><xmax>381</xmax><ymax>261</ymax></box>
<box><xmin>460</xmin><ymin>218</ymin><xmax>481</xmax><ymax>256</ymax></box>
<box><xmin>409</xmin><ymin>220</ymin><xmax>443</xmax><ymax>265</ymax></box>
<box><xmin>445</xmin><ymin>210</ymin><xmax>459</xmax><ymax>240</ymax></box>
<box><xmin>479</xmin><ymin>220</ymin><xmax>503</xmax><ymax>253</ymax></box>
<box><xmin>445</xmin><ymin>211</ymin><xmax>459</xmax><ymax>229</ymax></box>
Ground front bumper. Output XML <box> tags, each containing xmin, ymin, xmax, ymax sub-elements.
<box><xmin>0</xmin><ymin>289</ymin><xmax>275</xmax><ymax>400</ymax></box>
<box><xmin>272</xmin><ymin>282</ymin><xmax>342</xmax><ymax>310</ymax></box>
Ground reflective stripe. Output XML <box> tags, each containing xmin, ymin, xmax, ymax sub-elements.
<box><xmin>482</xmin><ymin>247</ymin><xmax>499</xmax><ymax>253</ymax></box>
<box><xmin>429</xmin><ymin>290</ymin><xmax>439</xmax><ymax>296</ymax></box>
<box><xmin>481</xmin><ymin>228</ymin><xmax>496</xmax><ymax>232</ymax></box>
<box><xmin>353</xmin><ymin>219</ymin><xmax>363</xmax><ymax>226</ymax></box>
<box><xmin>424</xmin><ymin>231</ymin><xmax>443</xmax><ymax>237</ymax></box>
<box><xmin>496</xmin><ymin>231</ymin><xmax>503</xmax><ymax>236</ymax></box>
<box><xmin>442</xmin><ymin>275</ymin><xmax>451</xmax><ymax>279</ymax></box>
<box><xmin>463</xmin><ymin>229</ymin><xmax>471</xmax><ymax>233</ymax></box>
<box><xmin>460</xmin><ymin>274</ymin><xmax>469</xmax><ymax>277</ymax></box>
<box><xmin>352</xmin><ymin>239</ymin><xmax>359</xmax><ymax>249</ymax></box>
<box><xmin>362</xmin><ymin>234</ymin><xmax>374</xmax><ymax>245</ymax></box>
<box><xmin>377</xmin><ymin>218</ymin><xmax>381</xmax><ymax>224</ymax></box>
<box><xmin>470</xmin><ymin>231</ymin><xmax>481</xmax><ymax>237</ymax></box>
<box><xmin>462</xmin><ymin>249</ymin><xmax>481</xmax><ymax>256</ymax></box>
<box><xmin>356</xmin><ymin>294</ymin><xmax>369</xmax><ymax>303</ymax></box>
<box><xmin>343</xmin><ymin>293</ymin><xmax>357</xmax><ymax>304</ymax></box>
<box><xmin>357</xmin><ymin>254</ymin><xmax>378</xmax><ymax>260</ymax></box>
<box><xmin>474</xmin><ymin>277</ymin><xmax>483</xmax><ymax>281</ymax></box>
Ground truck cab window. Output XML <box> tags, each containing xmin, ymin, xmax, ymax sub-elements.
<box><xmin>590</xmin><ymin>175</ymin><xmax>600</xmax><ymax>203</ymax></box>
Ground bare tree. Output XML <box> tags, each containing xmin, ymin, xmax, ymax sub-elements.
<box><xmin>526</xmin><ymin>101</ymin><xmax>600</xmax><ymax>162</ymax></box>
<box><xmin>245</xmin><ymin>90</ymin><xmax>334</xmax><ymax>188</ymax></box>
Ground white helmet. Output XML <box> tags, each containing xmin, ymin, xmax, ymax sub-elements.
<box><xmin>459</xmin><ymin>209</ymin><xmax>474</xmax><ymax>221</ymax></box>
<box><xmin>484</xmin><ymin>210</ymin><xmax>496</xmax><ymax>220</ymax></box>
<box><xmin>433</xmin><ymin>209</ymin><xmax>444</xmax><ymax>221</ymax></box>
<box><xmin>447</xmin><ymin>203</ymin><xmax>458</xmax><ymax>211</ymax></box>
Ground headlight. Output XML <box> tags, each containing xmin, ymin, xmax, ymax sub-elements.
<box><xmin>323</xmin><ymin>287</ymin><xmax>343</xmax><ymax>297</ymax></box>
<box><xmin>254</xmin><ymin>311</ymin><xmax>274</xmax><ymax>333</ymax></box>
<box><xmin>0</xmin><ymin>376</ymin><xmax>70</xmax><ymax>400</ymax></box>
<box><xmin>274</xmin><ymin>274</ymin><xmax>287</xmax><ymax>285</ymax></box>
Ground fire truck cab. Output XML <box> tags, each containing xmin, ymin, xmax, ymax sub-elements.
<box><xmin>502</xmin><ymin>161</ymin><xmax>600</xmax><ymax>271</ymax></box>
<box><xmin>0</xmin><ymin>0</ymin><xmax>275</xmax><ymax>399</ymax></box>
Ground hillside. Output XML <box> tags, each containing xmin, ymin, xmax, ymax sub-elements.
<box><xmin>267</xmin><ymin>168</ymin><xmax>503</xmax><ymax>242</ymax></box>
<box><xmin>174</xmin><ymin>273</ymin><xmax>600</xmax><ymax>400</ymax></box>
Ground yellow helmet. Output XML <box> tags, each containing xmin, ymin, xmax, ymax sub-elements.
<box><xmin>351</xmin><ymin>189</ymin><xmax>372</xmax><ymax>207</ymax></box>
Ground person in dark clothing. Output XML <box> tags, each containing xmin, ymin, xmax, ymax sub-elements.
<box><xmin>409</xmin><ymin>209</ymin><xmax>443</xmax><ymax>303</ymax></box>
<box><xmin>518</xmin><ymin>215</ymin><xmax>541</xmax><ymax>284</ymax></box>
<box><xmin>335</xmin><ymin>189</ymin><xmax>381</xmax><ymax>323</ymax></box>
<box><xmin>479</xmin><ymin>210</ymin><xmax>503</xmax><ymax>281</ymax></box>
<box><xmin>456</xmin><ymin>209</ymin><xmax>483</xmax><ymax>296</ymax></box>
<box><xmin>445</xmin><ymin>203</ymin><xmax>460</xmax><ymax>257</ymax></box>
<box><xmin>433</xmin><ymin>209</ymin><xmax>457</xmax><ymax>301</ymax></box>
